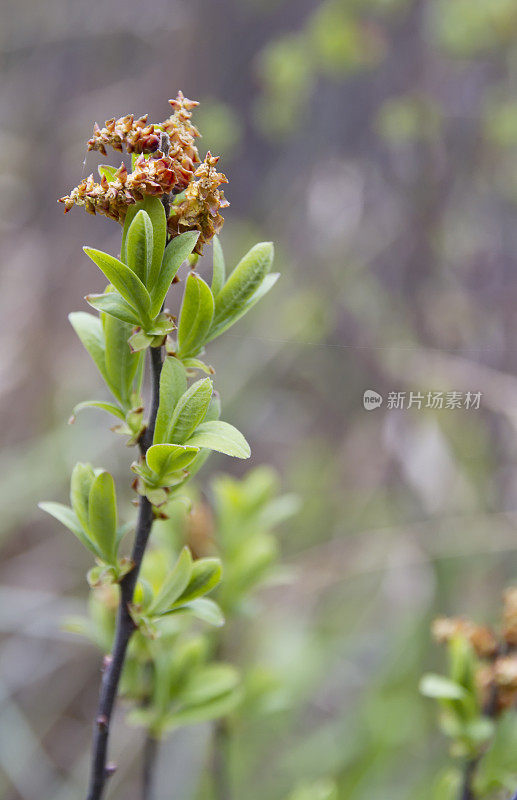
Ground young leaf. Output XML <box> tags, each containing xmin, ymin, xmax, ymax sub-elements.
<box><xmin>88</xmin><ymin>472</ymin><xmax>118</xmax><ymax>563</ymax></box>
<box><xmin>128</xmin><ymin>330</ymin><xmax>155</xmax><ymax>352</ymax></box>
<box><xmin>70</xmin><ymin>462</ymin><xmax>96</xmax><ymax>533</ymax></box>
<box><xmin>83</xmin><ymin>247</ymin><xmax>151</xmax><ymax>323</ymax></box>
<box><xmin>186</xmin><ymin>420</ymin><xmax>251</xmax><ymax>459</ymax></box>
<box><xmin>149</xmin><ymin>547</ymin><xmax>193</xmax><ymax>615</ymax></box>
<box><xmin>122</xmin><ymin>197</ymin><xmax>166</xmax><ymax>291</ymax></box>
<box><xmin>146</xmin><ymin>444</ymin><xmax>199</xmax><ymax>478</ymax></box>
<box><xmin>207</xmin><ymin>272</ymin><xmax>279</xmax><ymax>342</ymax></box>
<box><xmin>98</xmin><ymin>164</ymin><xmax>118</xmax><ymax>182</ymax></box>
<box><xmin>184</xmin><ymin>597</ymin><xmax>225</xmax><ymax>627</ymax></box>
<box><xmin>419</xmin><ymin>674</ymin><xmax>468</xmax><ymax>701</ymax></box>
<box><xmin>211</xmin><ymin>242</ymin><xmax>274</xmax><ymax>329</ymax></box>
<box><xmin>181</xmin><ymin>357</ymin><xmax>213</xmax><ymax>375</ymax></box>
<box><xmin>38</xmin><ymin>501</ymin><xmax>99</xmax><ymax>556</ymax></box>
<box><xmin>172</xmin><ymin>558</ymin><xmax>222</xmax><ymax>606</ymax></box>
<box><xmin>211</xmin><ymin>236</ymin><xmax>225</xmax><ymax>297</ymax></box>
<box><xmin>205</xmin><ymin>392</ymin><xmax>221</xmax><ymax>422</ymax></box>
<box><xmin>103</xmin><ymin>310</ymin><xmax>141</xmax><ymax>407</ymax></box>
<box><xmin>180</xmin><ymin>664</ymin><xmax>240</xmax><ymax>706</ymax></box>
<box><xmin>164</xmin><ymin>687</ymin><xmax>241</xmax><ymax>729</ymax></box>
<box><xmin>150</xmin><ymin>231</ymin><xmax>200</xmax><ymax>316</ymax></box>
<box><xmin>68</xmin><ymin>312</ymin><xmax>108</xmax><ymax>384</ymax></box>
<box><xmin>168</xmin><ymin>378</ymin><xmax>213</xmax><ymax>444</ymax></box>
<box><xmin>153</xmin><ymin>357</ymin><xmax>187</xmax><ymax>445</ymax></box>
<box><xmin>177</xmin><ymin>272</ymin><xmax>215</xmax><ymax>358</ymax></box>
<box><xmin>86</xmin><ymin>292</ymin><xmax>141</xmax><ymax>326</ymax></box>
<box><xmin>71</xmin><ymin>400</ymin><xmax>126</xmax><ymax>422</ymax></box>
<box><xmin>126</xmin><ymin>209</ymin><xmax>153</xmax><ymax>284</ymax></box>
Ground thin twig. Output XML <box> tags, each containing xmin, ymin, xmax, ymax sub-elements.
<box><xmin>459</xmin><ymin>757</ymin><xmax>480</xmax><ymax>800</ymax></box>
<box><xmin>142</xmin><ymin>734</ymin><xmax>159</xmax><ymax>800</ymax></box>
<box><xmin>86</xmin><ymin>345</ymin><xmax>163</xmax><ymax>800</ymax></box>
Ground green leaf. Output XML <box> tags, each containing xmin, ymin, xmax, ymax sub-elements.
<box><xmin>88</xmin><ymin>472</ymin><xmax>118</xmax><ymax>562</ymax></box>
<box><xmin>211</xmin><ymin>242</ymin><xmax>274</xmax><ymax>329</ymax></box>
<box><xmin>177</xmin><ymin>272</ymin><xmax>215</xmax><ymax>358</ymax></box>
<box><xmin>103</xmin><ymin>309</ymin><xmax>141</xmax><ymax>406</ymax></box>
<box><xmin>145</xmin><ymin>313</ymin><xmax>175</xmax><ymax>336</ymax></box>
<box><xmin>181</xmin><ymin>357</ymin><xmax>213</xmax><ymax>375</ymax></box>
<box><xmin>180</xmin><ymin>664</ymin><xmax>239</xmax><ymax>706</ymax></box>
<box><xmin>184</xmin><ymin>597</ymin><xmax>225</xmax><ymax>627</ymax></box>
<box><xmin>172</xmin><ymin>557</ymin><xmax>222</xmax><ymax>606</ymax></box>
<box><xmin>68</xmin><ymin>312</ymin><xmax>108</xmax><ymax>384</ymax></box>
<box><xmin>126</xmin><ymin>209</ymin><xmax>153</xmax><ymax>284</ymax></box>
<box><xmin>86</xmin><ymin>291</ymin><xmax>141</xmax><ymax>326</ymax></box>
<box><xmin>151</xmin><ymin>231</ymin><xmax>200</xmax><ymax>316</ymax></box>
<box><xmin>38</xmin><ymin>501</ymin><xmax>99</xmax><ymax>556</ymax></box>
<box><xmin>211</xmin><ymin>236</ymin><xmax>226</xmax><ymax>297</ymax></box>
<box><xmin>128</xmin><ymin>330</ymin><xmax>155</xmax><ymax>352</ymax></box>
<box><xmin>207</xmin><ymin>272</ymin><xmax>279</xmax><ymax>342</ymax></box>
<box><xmin>153</xmin><ymin>357</ymin><xmax>188</xmax><ymax>445</ymax></box>
<box><xmin>288</xmin><ymin>780</ymin><xmax>338</xmax><ymax>800</ymax></box>
<box><xmin>449</xmin><ymin>636</ymin><xmax>477</xmax><ymax>694</ymax></box>
<box><xmin>71</xmin><ymin>400</ymin><xmax>126</xmax><ymax>422</ymax></box>
<box><xmin>168</xmin><ymin>378</ymin><xmax>213</xmax><ymax>444</ymax></box>
<box><xmin>150</xmin><ymin>547</ymin><xmax>193</xmax><ymax>615</ymax></box>
<box><xmin>205</xmin><ymin>392</ymin><xmax>221</xmax><ymax>422</ymax></box>
<box><xmin>146</xmin><ymin>444</ymin><xmax>199</xmax><ymax>479</ymax></box>
<box><xmin>122</xmin><ymin>197</ymin><xmax>166</xmax><ymax>292</ymax></box>
<box><xmin>70</xmin><ymin>462</ymin><xmax>96</xmax><ymax>533</ymax></box>
<box><xmin>164</xmin><ymin>687</ymin><xmax>241</xmax><ymax>729</ymax></box>
<box><xmin>186</xmin><ymin>420</ymin><xmax>250</xmax><ymax>459</ymax></box>
<box><xmin>419</xmin><ymin>674</ymin><xmax>468</xmax><ymax>701</ymax></box>
<box><xmin>83</xmin><ymin>247</ymin><xmax>151</xmax><ymax>323</ymax></box>
<box><xmin>228</xmin><ymin>533</ymin><xmax>277</xmax><ymax>593</ymax></box>
<box><xmin>98</xmin><ymin>165</ymin><xmax>118</xmax><ymax>182</ymax></box>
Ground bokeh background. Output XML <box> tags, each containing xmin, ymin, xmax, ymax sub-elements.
<box><xmin>3</xmin><ymin>0</ymin><xmax>517</xmax><ymax>797</ymax></box>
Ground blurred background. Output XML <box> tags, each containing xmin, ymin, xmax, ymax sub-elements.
<box><xmin>2</xmin><ymin>0</ymin><xmax>517</xmax><ymax>797</ymax></box>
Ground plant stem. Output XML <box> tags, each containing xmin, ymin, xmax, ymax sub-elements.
<box><xmin>458</xmin><ymin>669</ymin><xmax>501</xmax><ymax>800</ymax></box>
<box><xmin>212</xmin><ymin>718</ymin><xmax>232</xmax><ymax>800</ymax></box>
<box><xmin>86</xmin><ymin>345</ymin><xmax>163</xmax><ymax>800</ymax></box>
<box><xmin>459</xmin><ymin>757</ymin><xmax>479</xmax><ymax>800</ymax></box>
<box><xmin>142</xmin><ymin>733</ymin><xmax>159</xmax><ymax>800</ymax></box>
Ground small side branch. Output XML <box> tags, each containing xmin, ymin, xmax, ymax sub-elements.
<box><xmin>86</xmin><ymin>345</ymin><xmax>163</xmax><ymax>800</ymax></box>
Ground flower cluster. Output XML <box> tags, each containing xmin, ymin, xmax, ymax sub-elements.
<box><xmin>433</xmin><ymin>587</ymin><xmax>517</xmax><ymax>714</ymax></box>
<box><xmin>59</xmin><ymin>92</ymin><xmax>228</xmax><ymax>252</ymax></box>
<box><xmin>88</xmin><ymin>114</ymin><xmax>161</xmax><ymax>156</ymax></box>
<box><xmin>168</xmin><ymin>153</ymin><xmax>229</xmax><ymax>254</ymax></box>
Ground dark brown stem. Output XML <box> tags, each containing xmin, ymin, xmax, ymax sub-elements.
<box><xmin>459</xmin><ymin>757</ymin><xmax>480</xmax><ymax>800</ymax></box>
<box><xmin>142</xmin><ymin>734</ymin><xmax>159</xmax><ymax>800</ymax></box>
<box><xmin>86</xmin><ymin>345</ymin><xmax>163</xmax><ymax>800</ymax></box>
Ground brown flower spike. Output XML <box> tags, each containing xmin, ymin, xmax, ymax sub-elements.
<box><xmin>59</xmin><ymin>92</ymin><xmax>228</xmax><ymax>253</ymax></box>
<box><xmin>432</xmin><ymin>587</ymin><xmax>517</xmax><ymax>715</ymax></box>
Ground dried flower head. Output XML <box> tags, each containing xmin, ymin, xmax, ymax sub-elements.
<box><xmin>88</xmin><ymin>114</ymin><xmax>161</xmax><ymax>156</ymax></box>
<box><xmin>167</xmin><ymin>153</ymin><xmax>229</xmax><ymax>254</ymax></box>
<box><xmin>59</xmin><ymin>168</ymin><xmax>136</xmax><ymax>224</ymax></box>
<box><xmin>59</xmin><ymin>93</ymin><xmax>228</xmax><ymax>250</ymax></box>
<box><xmin>432</xmin><ymin>616</ymin><xmax>498</xmax><ymax>659</ymax></box>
